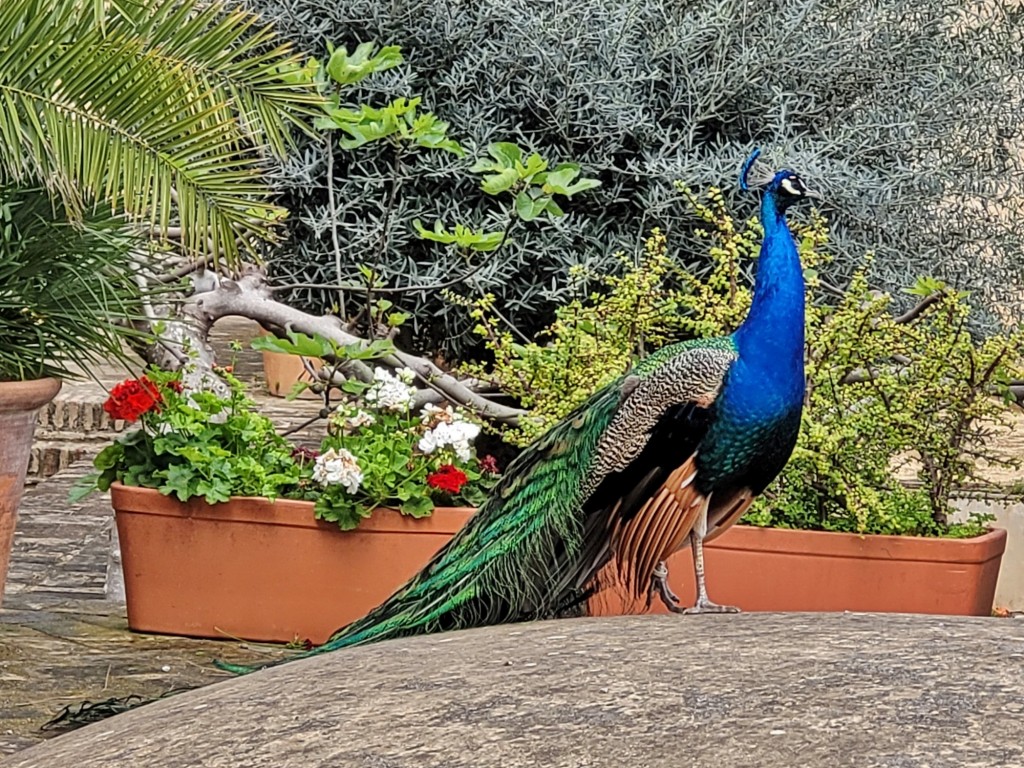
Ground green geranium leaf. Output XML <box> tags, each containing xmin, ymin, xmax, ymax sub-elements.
<box><xmin>68</xmin><ymin>473</ymin><xmax>101</xmax><ymax>503</ymax></box>
<box><xmin>162</xmin><ymin>464</ymin><xmax>197</xmax><ymax>502</ymax></box>
<box><xmin>401</xmin><ymin>496</ymin><xmax>434</xmax><ymax>518</ymax></box>
<box><xmin>93</xmin><ymin>443</ymin><xmax>124</xmax><ymax>471</ymax></box>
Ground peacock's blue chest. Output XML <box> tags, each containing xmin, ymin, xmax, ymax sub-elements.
<box><xmin>695</xmin><ymin>332</ymin><xmax>806</xmax><ymax>495</ymax></box>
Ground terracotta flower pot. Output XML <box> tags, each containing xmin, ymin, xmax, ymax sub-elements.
<box><xmin>110</xmin><ymin>483</ymin><xmax>475</xmax><ymax>644</ymax></box>
<box><xmin>261</xmin><ymin>347</ymin><xmax>323</xmax><ymax>400</ymax></box>
<box><xmin>0</xmin><ymin>377</ymin><xmax>62</xmax><ymax>606</ymax></box>
<box><xmin>589</xmin><ymin>524</ymin><xmax>1007</xmax><ymax>617</ymax></box>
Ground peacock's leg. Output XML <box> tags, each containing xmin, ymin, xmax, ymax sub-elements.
<box><xmin>679</xmin><ymin>511</ymin><xmax>739</xmax><ymax>615</ymax></box>
<box><xmin>647</xmin><ymin>560</ymin><xmax>681</xmax><ymax>610</ymax></box>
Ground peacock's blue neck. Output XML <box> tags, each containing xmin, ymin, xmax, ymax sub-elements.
<box><xmin>732</xmin><ymin>192</ymin><xmax>806</xmax><ymax>403</ymax></box>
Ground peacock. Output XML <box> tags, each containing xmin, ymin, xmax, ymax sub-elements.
<box><xmin>222</xmin><ymin>149</ymin><xmax>817</xmax><ymax>672</ymax></box>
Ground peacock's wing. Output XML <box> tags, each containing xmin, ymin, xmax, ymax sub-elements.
<box><xmin>568</xmin><ymin>338</ymin><xmax>742</xmax><ymax>601</ymax></box>
<box><xmin>310</xmin><ymin>338</ymin><xmax>737</xmax><ymax>652</ymax></box>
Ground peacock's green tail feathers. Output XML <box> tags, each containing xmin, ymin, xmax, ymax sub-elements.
<box><xmin>295</xmin><ymin>377</ymin><xmax>631</xmax><ymax>657</ymax></box>
<box><xmin>213</xmin><ymin>337</ymin><xmax>742</xmax><ymax>676</ymax></box>
<box><xmin>213</xmin><ymin>659</ymin><xmax>263</xmax><ymax>675</ymax></box>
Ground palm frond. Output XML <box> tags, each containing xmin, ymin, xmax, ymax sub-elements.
<box><xmin>0</xmin><ymin>0</ymin><xmax>322</xmax><ymax>266</ymax></box>
<box><xmin>0</xmin><ymin>186</ymin><xmax>149</xmax><ymax>381</ymax></box>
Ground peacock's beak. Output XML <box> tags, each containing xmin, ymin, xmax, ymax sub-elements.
<box><xmin>804</xmin><ymin>187</ymin><xmax>824</xmax><ymax>200</ymax></box>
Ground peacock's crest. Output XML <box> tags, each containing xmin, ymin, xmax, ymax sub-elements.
<box><xmin>740</xmin><ymin>147</ymin><xmax>774</xmax><ymax>191</ymax></box>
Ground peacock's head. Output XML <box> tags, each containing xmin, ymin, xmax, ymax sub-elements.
<box><xmin>739</xmin><ymin>149</ymin><xmax>820</xmax><ymax>210</ymax></box>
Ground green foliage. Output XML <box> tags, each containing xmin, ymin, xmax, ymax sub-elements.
<box><xmin>410</xmin><ymin>140</ymin><xmax>600</xmax><ymax>286</ymax></box>
<box><xmin>468</xmin><ymin>142</ymin><xmax>599</xmax><ymax>221</ymax></box>
<box><xmin>413</xmin><ymin>220</ymin><xmax>505</xmax><ymax>252</ymax></box>
<box><xmin>0</xmin><ymin>0</ymin><xmax>322</xmax><ymax>266</ymax></box>
<box><xmin>295</xmin><ymin>42</ymin><xmax>601</xmax><ymax>345</ymax></box>
<box><xmin>0</xmin><ymin>0</ymin><xmax>322</xmax><ymax>381</ymax></box>
<box><xmin>463</xmin><ymin>190</ymin><xmax>828</xmax><ymax>446</ymax></box>
<box><xmin>251</xmin><ymin>0</ymin><xmax>1023</xmax><ymax>355</ymax></box>
<box><xmin>457</xmin><ymin>229</ymin><xmax>693</xmax><ymax>445</ymax></box>
<box><xmin>745</xmin><ymin>265</ymin><xmax>1022</xmax><ymax>538</ymax></box>
<box><xmin>251</xmin><ymin>329</ymin><xmax>395</xmax><ymax>362</ymax></box>
<box><xmin>320</xmin><ymin>41</ymin><xmax>403</xmax><ymax>87</ymax></box>
<box><xmin>0</xmin><ymin>187</ymin><xmax>147</xmax><ymax>382</ymax></box>
<box><xmin>466</xmin><ymin>187</ymin><xmax>1022</xmax><ymax>536</ymax></box>
<box><xmin>308</xmin><ymin>375</ymin><xmax>499</xmax><ymax>529</ymax></box>
<box><xmin>321</xmin><ymin>97</ymin><xmax>465</xmax><ymax>155</ymax></box>
<box><xmin>74</xmin><ymin>364</ymin><xmax>501</xmax><ymax>531</ymax></box>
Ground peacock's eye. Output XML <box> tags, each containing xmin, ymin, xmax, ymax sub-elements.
<box><xmin>779</xmin><ymin>176</ymin><xmax>805</xmax><ymax>196</ymax></box>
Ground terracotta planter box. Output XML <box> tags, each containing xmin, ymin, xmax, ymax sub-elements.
<box><xmin>114</xmin><ymin>481</ymin><xmax>1007</xmax><ymax>644</ymax></box>
<box><xmin>111</xmin><ymin>483</ymin><xmax>474</xmax><ymax>644</ymax></box>
<box><xmin>590</xmin><ymin>524</ymin><xmax>1007</xmax><ymax>617</ymax></box>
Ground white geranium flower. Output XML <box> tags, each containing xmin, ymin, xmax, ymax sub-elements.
<box><xmin>364</xmin><ymin>367</ymin><xmax>415</xmax><ymax>412</ymax></box>
<box><xmin>420</xmin><ymin>402</ymin><xmax>456</xmax><ymax>426</ymax></box>
<box><xmin>417</xmin><ymin>419</ymin><xmax>481</xmax><ymax>461</ymax></box>
<box><xmin>453</xmin><ymin>441</ymin><xmax>472</xmax><ymax>463</ymax></box>
<box><xmin>396</xmin><ymin>367</ymin><xmax>416</xmax><ymax>385</ymax></box>
<box><xmin>312</xmin><ymin>448</ymin><xmax>363</xmax><ymax>494</ymax></box>
<box><xmin>347</xmin><ymin>410</ymin><xmax>376</xmax><ymax>430</ymax></box>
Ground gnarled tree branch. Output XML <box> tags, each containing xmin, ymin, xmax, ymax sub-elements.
<box><xmin>190</xmin><ymin>272</ymin><xmax>528</xmax><ymax>425</ymax></box>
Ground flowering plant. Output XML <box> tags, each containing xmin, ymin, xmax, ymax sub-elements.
<box><xmin>301</xmin><ymin>366</ymin><xmax>499</xmax><ymax>529</ymax></box>
<box><xmin>75</xmin><ymin>365</ymin><xmax>501</xmax><ymax>530</ymax></box>
<box><xmin>78</xmin><ymin>367</ymin><xmax>304</xmax><ymax>504</ymax></box>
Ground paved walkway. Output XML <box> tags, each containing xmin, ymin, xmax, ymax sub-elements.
<box><xmin>7</xmin><ymin>613</ymin><xmax>1024</xmax><ymax>768</ymax></box>
<box><xmin>0</xmin><ymin>463</ymin><xmax>290</xmax><ymax>756</ymax></box>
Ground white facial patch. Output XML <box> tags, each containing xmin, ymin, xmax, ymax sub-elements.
<box><xmin>780</xmin><ymin>177</ymin><xmax>803</xmax><ymax>196</ymax></box>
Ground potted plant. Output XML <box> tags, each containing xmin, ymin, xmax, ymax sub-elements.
<box><xmin>74</xmin><ymin>361</ymin><xmax>500</xmax><ymax>645</ymax></box>
<box><xmin>260</xmin><ymin>339</ymin><xmax>324</xmax><ymax>400</ymax></box>
<box><xmin>464</xmin><ymin>190</ymin><xmax>1022</xmax><ymax>617</ymax></box>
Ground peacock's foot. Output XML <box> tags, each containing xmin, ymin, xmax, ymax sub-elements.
<box><xmin>672</xmin><ymin>598</ymin><xmax>741</xmax><ymax>615</ymax></box>
<box><xmin>646</xmin><ymin>561</ymin><xmax>681</xmax><ymax>610</ymax></box>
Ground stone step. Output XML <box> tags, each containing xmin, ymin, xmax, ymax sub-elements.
<box><xmin>26</xmin><ymin>441</ymin><xmax>104</xmax><ymax>486</ymax></box>
<box><xmin>37</xmin><ymin>397</ymin><xmax>124</xmax><ymax>438</ymax></box>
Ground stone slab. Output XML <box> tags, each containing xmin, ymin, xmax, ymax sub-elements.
<box><xmin>5</xmin><ymin>613</ymin><xmax>1024</xmax><ymax>768</ymax></box>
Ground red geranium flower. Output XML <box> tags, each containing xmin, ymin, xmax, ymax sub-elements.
<box><xmin>102</xmin><ymin>376</ymin><xmax>164</xmax><ymax>422</ymax></box>
<box><xmin>427</xmin><ymin>465</ymin><xmax>469</xmax><ymax>495</ymax></box>
<box><xmin>478</xmin><ymin>454</ymin><xmax>499</xmax><ymax>475</ymax></box>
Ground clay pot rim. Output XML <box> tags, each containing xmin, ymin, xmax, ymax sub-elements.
<box><xmin>720</xmin><ymin>523</ymin><xmax>1007</xmax><ymax>564</ymax></box>
<box><xmin>0</xmin><ymin>377</ymin><xmax>62</xmax><ymax>414</ymax></box>
<box><xmin>109</xmin><ymin>481</ymin><xmax>476</xmax><ymax>534</ymax></box>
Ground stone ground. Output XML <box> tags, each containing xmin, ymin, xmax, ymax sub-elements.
<box><xmin>0</xmin><ymin>597</ymin><xmax>286</xmax><ymax>756</ymax></box>
<box><xmin>1</xmin><ymin>449</ymin><xmax>299</xmax><ymax>757</ymax></box>
<box><xmin>6</xmin><ymin>613</ymin><xmax>1024</xmax><ymax>768</ymax></box>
